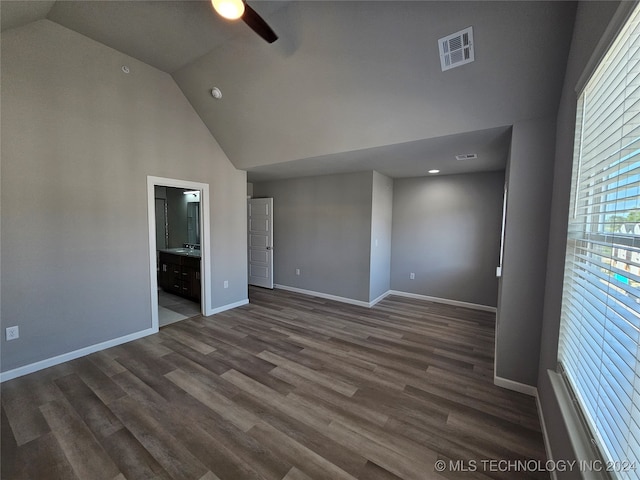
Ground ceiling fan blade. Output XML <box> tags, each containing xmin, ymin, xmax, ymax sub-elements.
<box><xmin>242</xmin><ymin>3</ymin><xmax>278</xmax><ymax>43</ymax></box>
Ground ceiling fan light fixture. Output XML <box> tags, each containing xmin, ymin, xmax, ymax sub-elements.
<box><xmin>211</xmin><ymin>0</ymin><xmax>245</xmax><ymax>20</ymax></box>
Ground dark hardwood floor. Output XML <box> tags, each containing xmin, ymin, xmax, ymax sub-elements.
<box><xmin>1</xmin><ymin>288</ymin><xmax>548</xmax><ymax>480</ymax></box>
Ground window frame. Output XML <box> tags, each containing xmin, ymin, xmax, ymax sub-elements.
<box><xmin>557</xmin><ymin>3</ymin><xmax>640</xmax><ymax>477</ymax></box>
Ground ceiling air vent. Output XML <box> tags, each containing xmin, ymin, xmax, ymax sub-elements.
<box><xmin>438</xmin><ymin>27</ymin><xmax>474</xmax><ymax>71</ymax></box>
<box><xmin>456</xmin><ymin>153</ymin><xmax>478</xmax><ymax>161</ymax></box>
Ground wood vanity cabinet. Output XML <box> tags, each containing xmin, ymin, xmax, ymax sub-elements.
<box><xmin>159</xmin><ymin>252</ymin><xmax>201</xmax><ymax>301</ymax></box>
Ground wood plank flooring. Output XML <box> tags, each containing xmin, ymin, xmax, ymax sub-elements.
<box><xmin>1</xmin><ymin>288</ymin><xmax>548</xmax><ymax>480</ymax></box>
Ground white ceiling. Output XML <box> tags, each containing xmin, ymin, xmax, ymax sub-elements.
<box><xmin>1</xmin><ymin>1</ymin><xmax>577</xmax><ymax>181</ymax></box>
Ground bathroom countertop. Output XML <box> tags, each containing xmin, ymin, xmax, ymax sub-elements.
<box><xmin>158</xmin><ymin>248</ymin><xmax>201</xmax><ymax>258</ymax></box>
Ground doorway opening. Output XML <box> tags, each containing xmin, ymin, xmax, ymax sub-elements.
<box><xmin>147</xmin><ymin>176</ymin><xmax>212</xmax><ymax>330</ymax></box>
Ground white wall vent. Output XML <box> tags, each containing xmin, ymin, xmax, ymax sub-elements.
<box><xmin>438</xmin><ymin>27</ymin><xmax>474</xmax><ymax>71</ymax></box>
<box><xmin>455</xmin><ymin>153</ymin><xmax>478</xmax><ymax>161</ymax></box>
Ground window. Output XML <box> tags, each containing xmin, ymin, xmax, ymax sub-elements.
<box><xmin>558</xmin><ymin>4</ymin><xmax>640</xmax><ymax>477</ymax></box>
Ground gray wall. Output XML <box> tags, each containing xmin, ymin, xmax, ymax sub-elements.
<box><xmin>253</xmin><ymin>172</ymin><xmax>373</xmax><ymax>302</ymax></box>
<box><xmin>390</xmin><ymin>172</ymin><xmax>504</xmax><ymax>307</ymax></box>
<box><xmin>369</xmin><ymin>172</ymin><xmax>393</xmax><ymax>301</ymax></box>
<box><xmin>495</xmin><ymin>117</ymin><xmax>557</xmax><ymax>386</ymax></box>
<box><xmin>538</xmin><ymin>2</ymin><xmax>624</xmax><ymax>476</ymax></box>
<box><xmin>1</xmin><ymin>20</ymin><xmax>247</xmax><ymax>373</ymax></box>
<box><xmin>255</xmin><ymin>170</ymin><xmax>504</xmax><ymax>306</ymax></box>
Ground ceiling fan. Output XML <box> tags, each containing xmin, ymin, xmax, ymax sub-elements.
<box><xmin>211</xmin><ymin>0</ymin><xmax>278</xmax><ymax>43</ymax></box>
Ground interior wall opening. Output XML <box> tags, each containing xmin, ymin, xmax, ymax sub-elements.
<box><xmin>147</xmin><ymin>176</ymin><xmax>212</xmax><ymax>331</ymax></box>
<box><xmin>155</xmin><ymin>186</ymin><xmax>202</xmax><ymax>326</ymax></box>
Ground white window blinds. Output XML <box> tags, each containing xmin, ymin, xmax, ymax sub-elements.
<box><xmin>558</xmin><ymin>4</ymin><xmax>640</xmax><ymax>477</ymax></box>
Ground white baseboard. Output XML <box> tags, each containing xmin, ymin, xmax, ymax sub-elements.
<box><xmin>369</xmin><ymin>290</ymin><xmax>391</xmax><ymax>307</ymax></box>
<box><xmin>273</xmin><ymin>285</ymin><xmax>497</xmax><ymax>313</ymax></box>
<box><xmin>387</xmin><ymin>290</ymin><xmax>497</xmax><ymax>313</ymax></box>
<box><xmin>275</xmin><ymin>284</ymin><xmax>384</xmax><ymax>308</ymax></box>
<box><xmin>1</xmin><ymin>298</ymin><xmax>251</xmax><ymax>383</ymax></box>
<box><xmin>494</xmin><ymin>375</ymin><xmax>538</xmax><ymax>396</ymax></box>
<box><xmin>207</xmin><ymin>298</ymin><xmax>249</xmax><ymax>315</ymax></box>
<box><xmin>0</xmin><ymin>327</ymin><xmax>157</xmax><ymax>383</ymax></box>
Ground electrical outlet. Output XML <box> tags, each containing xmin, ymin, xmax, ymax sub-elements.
<box><xmin>410</xmin><ymin>273</ymin><xmax>415</xmax><ymax>280</ymax></box>
<box><xmin>6</xmin><ymin>326</ymin><xmax>19</xmax><ymax>341</ymax></box>
<box><xmin>295</xmin><ymin>268</ymin><xmax>301</xmax><ymax>276</ymax></box>
<box><xmin>223</xmin><ymin>280</ymin><xmax>229</xmax><ymax>289</ymax></box>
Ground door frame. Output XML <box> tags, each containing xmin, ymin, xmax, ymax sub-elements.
<box><xmin>146</xmin><ymin>176</ymin><xmax>212</xmax><ymax>331</ymax></box>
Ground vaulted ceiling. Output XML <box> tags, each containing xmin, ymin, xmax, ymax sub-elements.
<box><xmin>1</xmin><ymin>1</ymin><xmax>577</xmax><ymax>181</ymax></box>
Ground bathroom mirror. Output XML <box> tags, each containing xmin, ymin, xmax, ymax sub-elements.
<box><xmin>187</xmin><ymin>201</ymin><xmax>200</xmax><ymax>245</ymax></box>
<box><xmin>154</xmin><ymin>186</ymin><xmax>201</xmax><ymax>248</ymax></box>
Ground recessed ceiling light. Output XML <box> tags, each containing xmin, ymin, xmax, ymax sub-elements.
<box><xmin>428</xmin><ymin>169</ymin><xmax>440</xmax><ymax>174</ymax></box>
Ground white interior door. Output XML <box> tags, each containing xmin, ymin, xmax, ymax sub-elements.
<box><xmin>248</xmin><ymin>198</ymin><xmax>274</xmax><ymax>288</ymax></box>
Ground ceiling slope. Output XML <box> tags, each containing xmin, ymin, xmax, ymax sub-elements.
<box><xmin>172</xmin><ymin>1</ymin><xmax>576</xmax><ymax>177</ymax></box>
<box><xmin>1</xmin><ymin>1</ymin><xmax>576</xmax><ymax>179</ymax></box>
<box><xmin>46</xmin><ymin>1</ymin><xmax>290</xmax><ymax>73</ymax></box>
<box><xmin>0</xmin><ymin>1</ymin><xmax>54</xmax><ymax>32</ymax></box>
